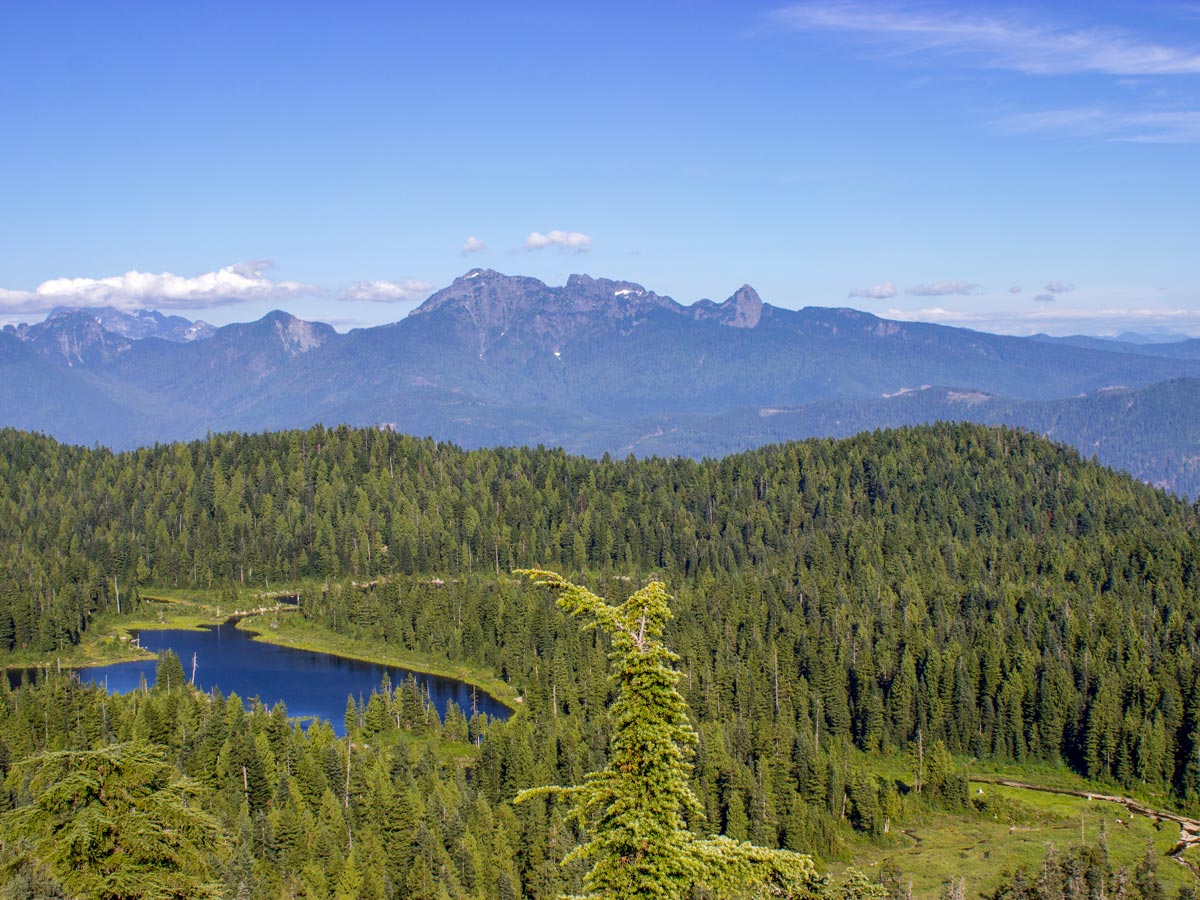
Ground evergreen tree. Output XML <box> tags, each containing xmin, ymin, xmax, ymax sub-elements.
<box><xmin>155</xmin><ymin>650</ymin><xmax>187</xmax><ymax>694</ymax></box>
<box><xmin>517</xmin><ymin>570</ymin><xmax>822</xmax><ymax>900</ymax></box>
<box><xmin>1</xmin><ymin>742</ymin><xmax>223</xmax><ymax>900</ymax></box>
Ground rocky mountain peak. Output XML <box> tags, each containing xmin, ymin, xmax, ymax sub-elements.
<box><xmin>409</xmin><ymin>270</ymin><xmax>772</xmax><ymax>361</ymax></box>
<box><xmin>26</xmin><ymin>310</ymin><xmax>132</xmax><ymax>366</ymax></box>
<box><xmin>409</xmin><ymin>270</ymin><xmax>551</xmax><ymax>323</ymax></box>
<box><xmin>407</xmin><ymin>271</ymin><xmax>681</xmax><ymax>357</ymax></box>
<box><xmin>564</xmin><ymin>273</ymin><xmax>649</xmax><ymax>300</ymax></box>
<box><xmin>723</xmin><ymin>284</ymin><xmax>763</xmax><ymax>328</ymax></box>
<box><xmin>691</xmin><ymin>284</ymin><xmax>763</xmax><ymax>328</ymax></box>
<box><xmin>256</xmin><ymin>311</ymin><xmax>334</xmax><ymax>355</ymax></box>
<box><xmin>17</xmin><ymin>306</ymin><xmax>213</xmax><ymax>344</ymax></box>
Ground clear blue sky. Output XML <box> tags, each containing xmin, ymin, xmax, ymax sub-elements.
<box><xmin>2</xmin><ymin>1</ymin><xmax>1198</xmax><ymax>335</ymax></box>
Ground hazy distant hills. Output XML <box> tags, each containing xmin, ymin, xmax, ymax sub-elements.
<box><xmin>587</xmin><ymin>379</ymin><xmax>1200</xmax><ymax>496</ymax></box>
<box><xmin>1030</xmin><ymin>332</ymin><xmax>1200</xmax><ymax>359</ymax></box>
<box><xmin>2</xmin><ymin>268</ymin><xmax>1199</xmax><ymax>495</ymax></box>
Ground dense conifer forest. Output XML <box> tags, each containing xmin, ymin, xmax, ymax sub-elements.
<box><xmin>0</xmin><ymin>423</ymin><xmax>1198</xmax><ymax>897</ymax></box>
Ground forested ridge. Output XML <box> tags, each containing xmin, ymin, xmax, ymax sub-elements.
<box><xmin>1</xmin><ymin>423</ymin><xmax>1199</xmax><ymax>897</ymax></box>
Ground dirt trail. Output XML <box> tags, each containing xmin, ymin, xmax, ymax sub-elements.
<box><xmin>970</xmin><ymin>776</ymin><xmax>1200</xmax><ymax>868</ymax></box>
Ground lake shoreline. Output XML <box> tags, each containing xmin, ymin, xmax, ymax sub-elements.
<box><xmin>231</xmin><ymin>613</ymin><xmax>521</xmax><ymax>711</ymax></box>
<box><xmin>68</xmin><ymin>619</ymin><xmax>514</xmax><ymax>735</ymax></box>
<box><xmin>3</xmin><ymin>600</ymin><xmax>520</xmax><ymax>716</ymax></box>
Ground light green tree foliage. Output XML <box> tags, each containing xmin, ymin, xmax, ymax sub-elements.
<box><xmin>517</xmin><ymin>570</ymin><xmax>825</xmax><ymax>900</ymax></box>
<box><xmin>1</xmin><ymin>741</ymin><xmax>223</xmax><ymax>900</ymax></box>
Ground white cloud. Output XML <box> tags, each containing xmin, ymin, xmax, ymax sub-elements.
<box><xmin>888</xmin><ymin>306</ymin><xmax>955</xmax><ymax>320</ymax></box>
<box><xmin>0</xmin><ymin>261</ymin><xmax>313</xmax><ymax>317</ymax></box>
<box><xmin>524</xmin><ymin>230</ymin><xmax>593</xmax><ymax>252</ymax></box>
<box><xmin>461</xmin><ymin>236</ymin><xmax>487</xmax><ymax>255</ymax></box>
<box><xmin>339</xmin><ymin>279</ymin><xmax>433</xmax><ymax>303</ymax></box>
<box><xmin>848</xmin><ymin>282</ymin><xmax>897</xmax><ymax>299</ymax></box>
<box><xmin>1045</xmin><ymin>280</ymin><xmax>1075</xmax><ymax>294</ymax></box>
<box><xmin>768</xmin><ymin>2</ymin><xmax>1200</xmax><ymax>76</ymax></box>
<box><xmin>907</xmin><ymin>280</ymin><xmax>978</xmax><ymax>297</ymax></box>
<box><xmin>1009</xmin><ymin>286</ymin><xmax>1023</xmax><ymax>293</ymax></box>
<box><xmin>996</xmin><ymin>107</ymin><xmax>1200</xmax><ymax>143</ymax></box>
<box><xmin>1033</xmin><ymin>293</ymin><xmax>1056</xmax><ymax>303</ymax></box>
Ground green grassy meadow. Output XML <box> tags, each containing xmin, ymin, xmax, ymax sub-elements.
<box><xmin>837</xmin><ymin>782</ymin><xmax>1198</xmax><ymax>898</ymax></box>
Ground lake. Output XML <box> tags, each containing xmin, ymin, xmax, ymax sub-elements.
<box><xmin>74</xmin><ymin>621</ymin><xmax>511</xmax><ymax>735</ymax></box>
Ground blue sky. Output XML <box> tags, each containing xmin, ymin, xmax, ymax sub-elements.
<box><xmin>2</xmin><ymin>1</ymin><xmax>1198</xmax><ymax>335</ymax></box>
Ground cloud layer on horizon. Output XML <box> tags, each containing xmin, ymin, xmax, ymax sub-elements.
<box><xmin>886</xmin><ymin>299</ymin><xmax>1200</xmax><ymax>335</ymax></box>
<box><xmin>0</xmin><ymin>262</ymin><xmax>313</xmax><ymax>317</ymax></box>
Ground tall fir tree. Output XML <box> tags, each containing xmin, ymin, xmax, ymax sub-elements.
<box><xmin>517</xmin><ymin>570</ymin><xmax>824</xmax><ymax>900</ymax></box>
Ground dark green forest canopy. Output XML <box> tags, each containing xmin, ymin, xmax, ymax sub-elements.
<box><xmin>2</xmin><ymin>421</ymin><xmax>1194</xmax><ymax>594</ymax></box>
<box><xmin>2</xmin><ymin>422</ymin><xmax>1200</xmax><ymax>815</ymax></box>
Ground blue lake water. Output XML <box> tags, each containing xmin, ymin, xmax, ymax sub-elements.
<box><xmin>75</xmin><ymin>621</ymin><xmax>511</xmax><ymax>736</ymax></box>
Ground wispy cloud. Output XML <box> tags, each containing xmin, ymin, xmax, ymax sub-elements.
<box><xmin>887</xmin><ymin>301</ymin><xmax>1200</xmax><ymax>335</ymax></box>
<box><xmin>907</xmin><ymin>280</ymin><xmax>977</xmax><ymax>297</ymax></box>
<box><xmin>768</xmin><ymin>2</ymin><xmax>1200</xmax><ymax>76</ymax></box>
<box><xmin>0</xmin><ymin>261</ymin><xmax>313</xmax><ymax>317</ymax></box>
<box><xmin>1045</xmin><ymin>280</ymin><xmax>1075</xmax><ymax>294</ymax></box>
<box><xmin>339</xmin><ymin>279</ymin><xmax>433</xmax><ymax>303</ymax></box>
<box><xmin>524</xmin><ymin>230</ymin><xmax>593</xmax><ymax>252</ymax></box>
<box><xmin>1009</xmin><ymin>286</ymin><xmax>1023</xmax><ymax>294</ymax></box>
<box><xmin>461</xmin><ymin>236</ymin><xmax>487</xmax><ymax>255</ymax></box>
<box><xmin>996</xmin><ymin>107</ymin><xmax>1200</xmax><ymax>143</ymax></box>
<box><xmin>1033</xmin><ymin>293</ymin><xmax>1056</xmax><ymax>303</ymax></box>
<box><xmin>848</xmin><ymin>282</ymin><xmax>897</xmax><ymax>299</ymax></box>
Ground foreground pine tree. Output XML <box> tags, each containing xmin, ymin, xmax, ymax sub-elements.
<box><xmin>518</xmin><ymin>571</ymin><xmax>826</xmax><ymax>900</ymax></box>
<box><xmin>1</xmin><ymin>742</ymin><xmax>222</xmax><ymax>900</ymax></box>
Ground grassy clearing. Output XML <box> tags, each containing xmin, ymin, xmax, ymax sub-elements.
<box><xmin>968</xmin><ymin>759</ymin><xmax>1186</xmax><ymax>816</ymax></box>
<box><xmin>0</xmin><ymin>633</ymin><xmax>150</xmax><ymax>671</ymax></box>
<box><xmin>836</xmin><ymin>783</ymin><xmax>1198</xmax><ymax>898</ymax></box>
<box><xmin>0</xmin><ymin>596</ymin><xmax>221</xmax><ymax>670</ymax></box>
<box><xmin>140</xmin><ymin>582</ymin><xmax>307</xmax><ymax>604</ymax></box>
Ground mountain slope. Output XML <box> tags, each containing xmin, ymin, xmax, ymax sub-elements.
<box><xmin>1</xmin><ymin>270</ymin><xmax>1198</xmax><ymax>493</ymax></box>
<box><xmin>0</xmin><ymin>331</ymin><xmax>153</xmax><ymax>443</ymax></box>
<box><xmin>270</xmin><ymin>272</ymin><xmax>1198</xmax><ymax>426</ymax></box>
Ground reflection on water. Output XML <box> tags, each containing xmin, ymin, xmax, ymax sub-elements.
<box><xmin>71</xmin><ymin>621</ymin><xmax>509</xmax><ymax>736</ymax></box>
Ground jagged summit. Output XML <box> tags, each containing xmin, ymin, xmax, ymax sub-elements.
<box><xmin>218</xmin><ymin>310</ymin><xmax>336</xmax><ymax>357</ymax></box>
<box><xmin>412</xmin><ymin>269</ymin><xmax>763</xmax><ymax>329</ymax></box>
<box><xmin>409</xmin><ymin>270</ymin><xmax>553</xmax><ymax>324</ymax></box>
<box><xmin>14</xmin><ymin>309</ymin><xmax>133</xmax><ymax>366</ymax></box>
<box><xmin>51</xmin><ymin>305</ymin><xmax>204</xmax><ymax>341</ymax></box>
<box><xmin>7</xmin><ymin>305</ymin><xmax>214</xmax><ymax>347</ymax></box>
<box><xmin>693</xmin><ymin>284</ymin><xmax>763</xmax><ymax>328</ymax></box>
<box><xmin>406</xmin><ymin>269</ymin><xmax>767</xmax><ymax>360</ymax></box>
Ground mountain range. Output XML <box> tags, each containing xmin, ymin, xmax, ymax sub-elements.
<box><xmin>3</xmin><ymin>269</ymin><xmax>1199</xmax><ymax>495</ymax></box>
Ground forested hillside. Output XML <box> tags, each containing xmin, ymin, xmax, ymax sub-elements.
<box><xmin>1</xmin><ymin>424</ymin><xmax>1199</xmax><ymax>897</ymax></box>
